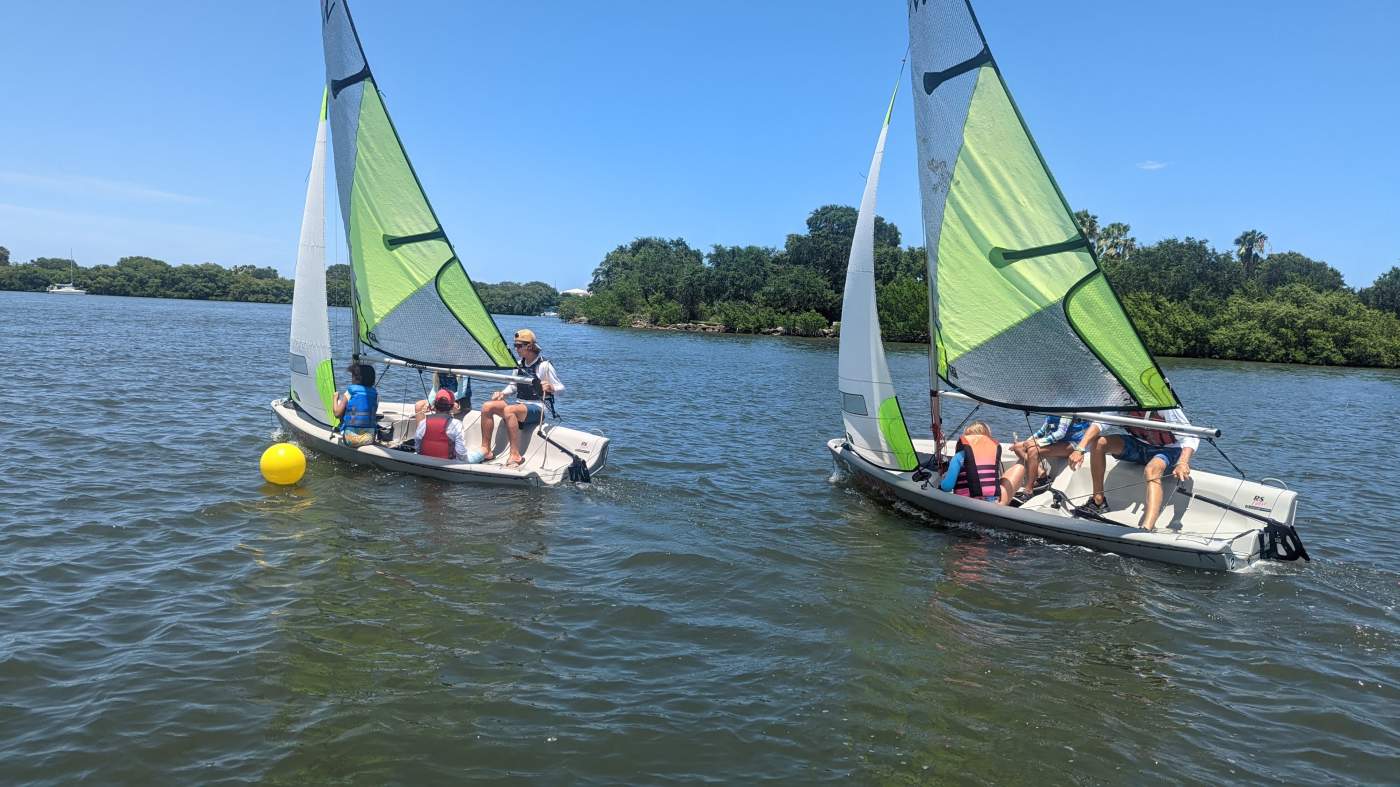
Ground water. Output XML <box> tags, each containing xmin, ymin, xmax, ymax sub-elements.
<box><xmin>2</xmin><ymin>291</ymin><xmax>1397</xmax><ymax>783</ymax></box>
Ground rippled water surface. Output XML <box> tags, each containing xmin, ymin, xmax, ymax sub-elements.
<box><xmin>2</xmin><ymin>291</ymin><xmax>1397</xmax><ymax>783</ymax></box>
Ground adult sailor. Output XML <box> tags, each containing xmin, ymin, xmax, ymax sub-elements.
<box><xmin>478</xmin><ymin>329</ymin><xmax>564</xmax><ymax>466</ymax></box>
<box><xmin>1075</xmin><ymin>408</ymin><xmax>1198</xmax><ymax>530</ymax></box>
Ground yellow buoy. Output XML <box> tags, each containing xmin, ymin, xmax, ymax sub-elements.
<box><xmin>260</xmin><ymin>442</ymin><xmax>306</xmax><ymax>485</ymax></box>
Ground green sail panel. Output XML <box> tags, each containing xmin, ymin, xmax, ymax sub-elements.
<box><xmin>908</xmin><ymin>0</ymin><xmax>1178</xmax><ymax>412</ymax></box>
<box><xmin>322</xmin><ymin>0</ymin><xmax>513</xmax><ymax>369</ymax></box>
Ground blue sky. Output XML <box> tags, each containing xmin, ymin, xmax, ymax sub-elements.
<box><xmin>2</xmin><ymin>1</ymin><xmax>1396</xmax><ymax>289</ymax></box>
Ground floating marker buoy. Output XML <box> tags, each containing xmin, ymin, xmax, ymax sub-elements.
<box><xmin>260</xmin><ymin>442</ymin><xmax>306</xmax><ymax>485</ymax></box>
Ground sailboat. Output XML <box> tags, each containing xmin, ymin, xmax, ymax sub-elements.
<box><xmin>46</xmin><ymin>258</ymin><xmax>86</xmax><ymax>294</ymax></box>
<box><xmin>829</xmin><ymin>0</ymin><xmax>1308</xmax><ymax>571</ymax></box>
<box><xmin>270</xmin><ymin>0</ymin><xmax>608</xmax><ymax>486</ymax></box>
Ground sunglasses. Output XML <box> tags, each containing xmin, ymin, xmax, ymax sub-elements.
<box><xmin>513</xmin><ymin>341</ymin><xmax>531</xmax><ymax>347</ymax></box>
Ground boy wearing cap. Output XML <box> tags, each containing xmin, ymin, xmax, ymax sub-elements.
<box><xmin>478</xmin><ymin>328</ymin><xmax>565</xmax><ymax>466</ymax></box>
<box><xmin>416</xmin><ymin>387</ymin><xmax>469</xmax><ymax>460</ymax></box>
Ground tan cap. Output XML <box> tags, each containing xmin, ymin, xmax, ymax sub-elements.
<box><xmin>513</xmin><ymin>328</ymin><xmax>538</xmax><ymax>347</ymax></box>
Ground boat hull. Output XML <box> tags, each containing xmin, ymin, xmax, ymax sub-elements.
<box><xmin>828</xmin><ymin>438</ymin><xmax>1297</xmax><ymax>572</ymax></box>
<box><xmin>273</xmin><ymin>398</ymin><xmax>607</xmax><ymax>486</ymax></box>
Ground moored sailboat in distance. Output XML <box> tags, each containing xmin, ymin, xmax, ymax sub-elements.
<box><xmin>46</xmin><ymin>258</ymin><xmax>86</xmax><ymax>294</ymax></box>
<box><xmin>829</xmin><ymin>0</ymin><xmax>1308</xmax><ymax>571</ymax></box>
<box><xmin>270</xmin><ymin>0</ymin><xmax>607</xmax><ymax>485</ymax></box>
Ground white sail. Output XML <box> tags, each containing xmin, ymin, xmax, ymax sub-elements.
<box><xmin>837</xmin><ymin>87</ymin><xmax>917</xmax><ymax>471</ymax></box>
<box><xmin>289</xmin><ymin>89</ymin><xmax>337</xmax><ymax>426</ymax></box>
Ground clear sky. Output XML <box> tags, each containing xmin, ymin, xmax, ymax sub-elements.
<box><xmin>2</xmin><ymin>1</ymin><xmax>1396</xmax><ymax>290</ymax></box>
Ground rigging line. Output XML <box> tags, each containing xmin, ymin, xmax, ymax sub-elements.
<box><xmin>1208</xmin><ymin>438</ymin><xmax>1248</xmax><ymax>479</ymax></box>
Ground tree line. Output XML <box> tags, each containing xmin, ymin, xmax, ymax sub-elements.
<box><xmin>0</xmin><ymin>248</ymin><xmax>561</xmax><ymax>316</ymax></box>
<box><xmin>557</xmin><ymin>207</ymin><xmax>1400</xmax><ymax>368</ymax></box>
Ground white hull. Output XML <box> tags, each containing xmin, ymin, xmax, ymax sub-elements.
<box><xmin>46</xmin><ymin>286</ymin><xmax>86</xmax><ymax>295</ymax></box>
<box><xmin>273</xmin><ymin>398</ymin><xmax>608</xmax><ymax>487</ymax></box>
<box><xmin>829</xmin><ymin>437</ymin><xmax>1300</xmax><ymax>572</ymax></box>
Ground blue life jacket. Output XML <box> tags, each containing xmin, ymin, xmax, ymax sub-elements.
<box><xmin>343</xmin><ymin>384</ymin><xmax>378</xmax><ymax>430</ymax></box>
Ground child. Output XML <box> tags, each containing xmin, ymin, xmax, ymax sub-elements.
<box><xmin>939</xmin><ymin>421</ymin><xmax>1024</xmax><ymax>505</ymax></box>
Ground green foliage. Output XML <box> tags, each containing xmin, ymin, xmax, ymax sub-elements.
<box><xmin>1360</xmin><ymin>265</ymin><xmax>1400</xmax><ymax>317</ymax></box>
<box><xmin>1253</xmin><ymin>251</ymin><xmax>1345</xmax><ymax>292</ymax></box>
<box><xmin>757</xmin><ymin>266</ymin><xmax>838</xmax><ymax>316</ymax></box>
<box><xmin>1207</xmin><ymin>284</ymin><xmax>1400</xmax><ymax>367</ymax></box>
<box><xmin>786</xmin><ymin>310</ymin><xmax>830</xmax><ymax>337</ymax></box>
<box><xmin>327</xmin><ymin>264</ymin><xmax>351</xmax><ymax>307</ymax></box>
<box><xmin>783</xmin><ymin>204</ymin><xmax>900</xmax><ymax>291</ymax></box>
<box><xmin>1103</xmin><ymin>236</ymin><xmax>1241</xmax><ymax>304</ymax></box>
<box><xmin>704</xmin><ymin>245</ymin><xmax>776</xmax><ymax>304</ymax></box>
<box><xmin>1121</xmin><ymin>292</ymin><xmax>1212</xmax><ymax>357</ymax></box>
<box><xmin>0</xmin><ymin>246</ymin><xmax>9</xmax><ymax>265</ymax></box>
<box><xmin>876</xmin><ymin>275</ymin><xmax>929</xmax><ymax>342</ymax></box>
<box><xmin>475</xmin><ymin>280</ymin><xmax>559</xmax><ymax>315</ymax></box>
<box><xmin>590</xmin><ymin>237</ymin><xmax>705</xmax><ymax>319</ymax></box>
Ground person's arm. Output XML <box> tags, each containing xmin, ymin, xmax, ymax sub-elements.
<box><xmin>539</xmin><ymin>362</ymin><xmax>564</xmax><ymax>395</ymax></box>
<box><xmin>334</xmin><ymin>391</ymin><xmax>347</xmax><ymax>417</ymax></box>
<box><xmin>449</xmin><ymin>420</ymin><xmax>469</xmax><ymax>459</ymax></box>
<box><xmin>1067</xmin><ymin>423</ymin><xmax>1101</xmax><ymax>470</ymax></box>
<box><xmin>939</xmin><ymin>451</ymin><xmax>965</xmax><ymax>493</ymax></box>
<box><xmin>494</xmin><ymin>382</ymin><xmax>516</xmax><ymax>401</ymax></box>
<box><xmin>1164</xmin><ymin>409</ymin><xmax>1197</xmax><ymax>479</ymax></box>
<box><xmin>414</xmin><ymin>419</ymin><xmax>427</xmax><ymax>442</ymax></box>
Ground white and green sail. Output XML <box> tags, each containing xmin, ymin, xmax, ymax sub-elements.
<box><xmin>908</xmin><ymin>0</ymin><xmax>1178</xmax><ymax>412</ymax></box>
<box><xmin>288</xmin><ymin>88</ymin><xmax>338</xmax><ymax>427</ymax></box>
<box><xmin>321</xmin><ymin>0</ymin><xmax>513</xmax><ymax>370</ymax></box>
<box><xmin>838</xmin><ymin>84</ymin><xmax>918</xmax><ymax>471</ymax></box>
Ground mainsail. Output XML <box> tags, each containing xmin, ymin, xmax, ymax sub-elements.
<box><xmin>321</xmin><ymin>0</ymin><xmax>514</xmax><ymax>370</ymax></box>
<box><xmin>838</xmin><ymin>84</ymin><xmax>918</xmax><ymax>471</ymax></box>
<box><xmin>909</xmin><ymin>0</ymin><xmax>1178</xmax><ymax>412</ymax></box>
<box><xmin>288</xmin><ymin>88</ymin><xmax>338</xmax><ymax>426</ymax></box>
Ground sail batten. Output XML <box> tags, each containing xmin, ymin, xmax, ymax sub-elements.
<box><xmin>909</xmin><ymin>0</ymin><xmax>1179</xmax><ymax>412</ymax></box>
<box><xmin>321</xmin><ymin>0</ymin><xmax>514</xmax><ymax>370</ymax></box>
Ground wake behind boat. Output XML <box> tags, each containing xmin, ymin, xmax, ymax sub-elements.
<box><xmin>829</xmin><ymin>0</ymin><xmax>1308</xmax><ymax>571</ymax></box>
<box><xmin>271</xmin><ymin>0</ymin><xmax>607</xmax><ymax>486</ymax></box>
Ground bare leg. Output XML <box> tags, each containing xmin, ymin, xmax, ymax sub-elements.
<box><xmin>1021</xmin><ymin>443</ymin><xmax>1041</xmax><ymax>494</ymax></box>
<box><xmin>478</xmin><ymin>400</ymin><xmax>506</xmax><ymax>460</ymax></box>
<box><xmin>504</xmin><ymin>403</ymin><xmax>528</xmax><ymax>466</ymax></box>
<box><xmin>999</xmin><ymin>464</ymin><xmax>1026</xmax><ymax>505</ymax></box>
<box><xmin>1089</xmin><ymin>435</ymin><xmax>1123</xmax><ymax>506</ymax></box>
<box><xmin>1140</xmin><ymin>458</ymin><xmax>1168</xmax><ymax>530</ymax></box>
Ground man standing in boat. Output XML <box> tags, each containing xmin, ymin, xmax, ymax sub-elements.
<box><xmin>1074</xmin><ymin>408</ymin><xmax>1197</xmax><ymax>531</ymax></box>
<box><xmin>478</xmin><ymin>329</ymin><xmax>564</xmax><ymax>466</ymax></box>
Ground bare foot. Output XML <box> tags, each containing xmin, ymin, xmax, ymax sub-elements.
<box><xmin>480</xmin><ymin>447</ymin><xmax>494</xmax><ymax>461</ymax></box>
<box><xmin>506</xmin><ymin>454</ymin><xmax>524</xmax><ymax>467</ymax></box>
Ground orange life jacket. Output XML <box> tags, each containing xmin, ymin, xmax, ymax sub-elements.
<box><xmin>419</xmin><ymin>414</ymin><xmax>455</xmax><ymax>459</ymax></box>
<box><xmin>1126</xmin><ymin>410</ymin><xmax>1175</xmax><ymax>447</ymax></box>
<box><xmin>953</xmin><ymin>434</ymin><xmax>1002</xmax><ymax>499</ymax></box>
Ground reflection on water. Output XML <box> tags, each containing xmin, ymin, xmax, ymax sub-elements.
<box><xmin>0</xmin><ymin>291</ymin><xmax>1397</xmax><ymax>783</ymax></box>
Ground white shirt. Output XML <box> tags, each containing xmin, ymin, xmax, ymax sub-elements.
<box><xmin>501</xmin><ymin>358</ymin><xmax>564</xmax><ymax>400</ymax></box>
<box><xmin>414</xmin><ymin>415</ymin><xmax>469</xmax><ymax>459</ymax></box>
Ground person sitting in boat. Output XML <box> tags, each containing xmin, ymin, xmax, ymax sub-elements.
<box><xmin>334</xmin><ymin>363</ymin><xmax>379</xmax><ymax>447</ymax></box>
<box><xmin>414</xmin><ymin>371</ymin><xmax>471</xmax><ymax>420</ymax></box>
<box><xmin>415</xmin><ymin>387</ymin><xmax>469</xmax><ymax>460</ymax></box>
<box><xmin>938</xmin><ymin>421</ymin><xmax>1024</xmax><ymax>505</ymax></box>
<box><xmin>1074</xmin><ymin>408</ymin><xmax>1198</xmax><ymax>530</ymax></box>
<box><xmin>478</xmin><ymin>328</ymin><xmax>564</xmax><ymax>467</ymax></box>
<box><xmin>1009</xmin><ymin>416</ymin><xmax>1102</xmax><ymax>505</ymax></box>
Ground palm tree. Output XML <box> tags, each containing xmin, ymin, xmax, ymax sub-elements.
<box><xmin>1234</xmin><ymin>229</ymin><xmax>1269</xmax><ymax>279</ymax></box>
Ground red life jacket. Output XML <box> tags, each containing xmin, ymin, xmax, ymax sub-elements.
<box><xmin>953</xmin><ymin>434</ymin><xmax>1002</xmax><ymax>499</ymax></box>
<box><xmin>419</xmin><ymin>414</ymin><xmax>455</xmax><ymax>459</ymax></box>
<box><xmin>1126</xmin><ymin>410</ymin><xmax>1175</xmax><ymax>447</ymax></box>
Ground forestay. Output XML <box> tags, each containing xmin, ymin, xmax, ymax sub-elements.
<box><xmin>908</xmin><ymin>0</ymin><xmax>1178</xmax><ymax>412</ymax></box>
<box><xmin>288</xmin><ymin>89</ymin><xmax>338</xmax><ymax>426</ymax></box>
<box><xmin>838</xmin><ymin>83</ymin><xmax>918</xmax><ymax>471</ymax></box>
<box><xmin>321</xmin><ymin>0</ymin><xmax>513</xmax><ymax>370</ymax></box>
